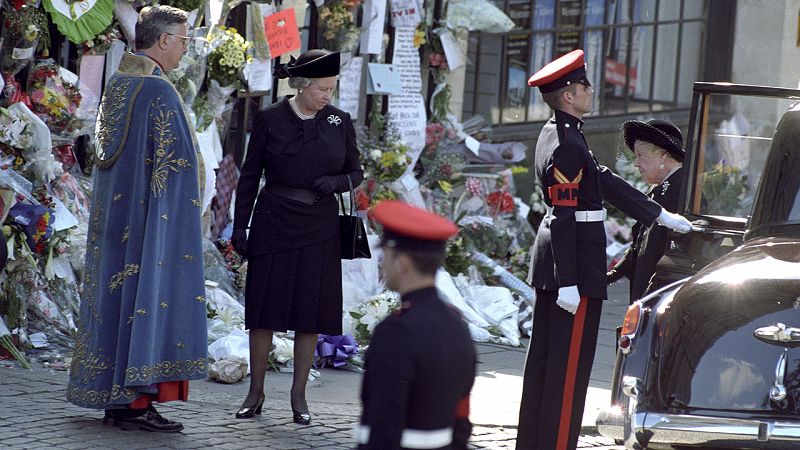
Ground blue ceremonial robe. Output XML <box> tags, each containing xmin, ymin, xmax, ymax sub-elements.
<box><xmin>67</xmin><ymin>54</ymin><xmax>208</xmax><ymax>409</ymax></box>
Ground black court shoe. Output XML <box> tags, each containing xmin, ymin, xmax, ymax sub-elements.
<box><xmin>291</xmin><ymin>401</ymin><xmax>311</xmax><ymax>425</ymax></box>
<box><xmin>235</xmin><ymin>393</ymin><xmax>265</xmax><ymax>419</ymax></box>
<box><xmin>106</xmin><ymin>405</ymin><xmax>184</xmax><ymax>433</ymax></box>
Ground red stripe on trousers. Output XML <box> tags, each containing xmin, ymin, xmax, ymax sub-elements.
<box><xmin>455</xmin><ymin>395</ymin><xmax>470</xmax><ymax>418</ymax></box>
<box><xmin>556</xmin><ymin>297</ymin><xmax>588</xmax><ymax>450</ymax></box>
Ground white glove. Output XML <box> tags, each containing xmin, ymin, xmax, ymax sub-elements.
<box><xmin>656</xmin><ymin>208</ymin><xmax>692</xmax><ymax>234</ymax></box>
<box><xmin>556</xmin><ymin>285</ymin><xmax>581</xmax><ymax>315</ymax></box>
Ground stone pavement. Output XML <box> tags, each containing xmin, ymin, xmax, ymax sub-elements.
<box><xmin>0</xmin><ymin>280</ymin><xmax>630</xmax><ymax>449</ymax></box>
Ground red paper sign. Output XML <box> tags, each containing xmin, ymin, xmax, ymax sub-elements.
<box><xmin>264</xmin><ymin>9</ymin><xmax>301</xmax><ymax>58</ymax></box>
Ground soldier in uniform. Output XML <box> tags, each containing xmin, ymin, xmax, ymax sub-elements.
<box><xmin>517</xmin><ymin>49</ymin><xmax>693</xmax><ymax>450</ymax></box>
<box><xmin>356</xmin><ymin>200</ymin><xmax>476</xmax><ymax>450</ymax></box>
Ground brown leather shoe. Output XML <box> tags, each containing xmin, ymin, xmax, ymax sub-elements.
<box><xmin>108</xmin><ymin>406</ymin><xmax>184</xmax><ymax>433</ymax></box>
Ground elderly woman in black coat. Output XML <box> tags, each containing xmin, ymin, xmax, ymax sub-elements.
<box><xmin>607</xmin><ymin>119</ymin><xmax>685</xmax><ymax>303</ymax></box>
<box><xmin>231</xmin><ymin>49</ymin><xmax>363</xmax><ymax>424</ymax></box>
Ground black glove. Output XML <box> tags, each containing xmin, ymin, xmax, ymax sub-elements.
<box><xmin>311</xmin><ymin>175</ymin><xmax>348</xmax><ymax>195</ymax></box>
<box><xmin>231</xmin><ymin>228</ymin><xmax>248</xmax><ymax>258</ymax></box>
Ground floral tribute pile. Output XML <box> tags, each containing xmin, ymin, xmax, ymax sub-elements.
<box><xmin>0</xmin><ymin>0</ymin><xmax>644</xmax><ymax>378</ymax></box>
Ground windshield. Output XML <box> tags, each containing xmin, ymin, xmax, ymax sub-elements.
<box><xmin>689</xmin><ymin>94</ymin><xmax>796</xmax><ymax>218</ymax></box>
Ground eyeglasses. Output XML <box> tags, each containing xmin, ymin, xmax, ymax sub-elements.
<box><xmin>165</xmin><ymin>32</ymin><xmax>191</xmax><ymax>46</ymax></box>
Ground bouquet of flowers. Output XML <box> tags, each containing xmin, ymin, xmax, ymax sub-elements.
<box><xmin>207</xmin><ymin>26</ymin><xmax>251</xmax><ymax>89</ymax></box>
<box><xmin>0</xmin><ymin>105</ymin><xmax>35</xmax><ymax>152</ymax></box>
<box><xmin>215</xmin><ymin>239</ymin><xmax>246</xmax><ymax>290</ymax></box>
<box><xmin>0</xmin><ymin>102</ymin><xmax>55</xmax><ymax>183</ymax></box>
<box><xmin>2</xmin><ymin>4</ymin><xmax>51</xmax><ymax>74</ymax></box>
<box><xmin>27</xmin><ymin>61</ymin><xmax>83</xmax><ymax>139</ymax></box>
<box><xmin>7</xmin><ymin>202</ymin><xmax>53</xmax><ymax>254</ymax></box>
<box><xmin>419</xmin><ymin>152</ymin><xmax>466</xmax><ymax>190</ymax></box>
<box><xmin>0</xmin><ymin>316</ymin><xmax>30</xmax><ymax>369</ymax></box>
<box><xmin>318</xmin><ymin>0</ymin><xmax>360</xmax><ymax>53</ymax></box>
<box><xmin>458</xmin><ymin>215</ymin><xmax>514</xmax><ymax>259</ymax></box>
<box><xmin>358</xmin><ymin>125</ymin><xmax>413</xmax><ymax>184</ymax></box>
<box><xmin>349</xmin><ymin>291</ymin><xmax>400</xmax><ymax>345</ymax></box>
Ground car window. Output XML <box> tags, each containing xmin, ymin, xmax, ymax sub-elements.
<box><xmin>690</xmin><ymin>94</ymin><xmax>797</xmax><ymax>218</ymax></box>
<box><xmin>748</xmin><ymin>104</ymin><xmax>800</xmax><ymax>230</ymax></box>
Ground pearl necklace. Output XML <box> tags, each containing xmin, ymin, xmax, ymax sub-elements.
<box><xmin>289</xmin><ymin>97</ymin><xmax>315</xmax><ymax>120</ymax></box>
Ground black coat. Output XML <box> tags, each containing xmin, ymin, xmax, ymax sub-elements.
<box><xmin>358</xmin><ymin>287</ymin><xmax>476</xmax><ymax>450</ymax></box>
<box><xmin>608</xmin><ymin>167</ymin><xmax>684</xmax><ymax>302</ymax></box>
<box><xmin>530</xmin><ymin>111</ymin><xmax>661</xmax><ymax>300</ymax></box>
<box><xmin>233</xmin><ymin>99</ymin><xmax>363</xmax><ymax>256</ymax></box>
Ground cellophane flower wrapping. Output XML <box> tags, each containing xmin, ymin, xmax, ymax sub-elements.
<box><xmin>445</xmin><ymin>0</ymin><xmax>514</xmax><ymax>32</ymax></box>
<box><xmin>0</xmin><ymin>102</ymin><xmax>54</xmax><ymax>185</ymax></box>
<box><xmin>348</xmin><ymin>291</ymin><xmax>400</xmax><ymax>345</ymax></box>
<box><xmin>167</xmin><ymin>27</ymin><xmax>210</xmax><ymax>110</ymax></box>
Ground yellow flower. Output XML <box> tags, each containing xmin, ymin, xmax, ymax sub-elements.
<box><xmin>413</xmin><ymin>29</ymin><xmax>426</xmax><ymax>48</ymax></box>
<box><xmin>438</xmin><ymin>180</ymin><xmax>453</xmax><ymax>194</ymax></box>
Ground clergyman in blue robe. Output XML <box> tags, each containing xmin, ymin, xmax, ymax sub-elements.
<box><xmin>67</xmin><ymin>6</ymin><xmax>207</xmax><ymax>433</ymax></box>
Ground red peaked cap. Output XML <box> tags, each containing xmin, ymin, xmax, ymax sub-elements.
<box><xmin>528</xmin><ymin>49</ymin><xmax>590</xmax><ymax>93</ymax></box>
<box><xmin>370</xmin><ymin>200</ymin><xmax>458</xmax><ymax>252</ymax></box>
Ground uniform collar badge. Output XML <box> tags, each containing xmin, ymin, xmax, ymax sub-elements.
<box><xmin>327</xmin><ymin>115</ymin><xmax>342</xmax><ymax>126</ymax></box>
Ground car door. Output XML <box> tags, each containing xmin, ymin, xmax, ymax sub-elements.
<box><xmin>651</xmin><ymin>83</ymin><xmax>800</xmax><ymax>287</ymax></box>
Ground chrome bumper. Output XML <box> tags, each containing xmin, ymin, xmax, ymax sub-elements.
<box><xmin>597</xmin><ymin>377</ymin><xmax>800</xmax><ymax>449</ymax></box>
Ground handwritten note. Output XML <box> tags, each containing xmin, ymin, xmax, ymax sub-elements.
<box><xmin>337</xmin><ymin>56</ymin><xmax>362</xmax><ymax>118</ymax></box>
<box><xmin>392</xmin><ymin>27</ymin><xmax>422</xmax><ymax>95</ymax></box>
<box><xmin>389</xmin><ymin>0</ymin><xmax>421</xmax><ymax>27</ymax></box>
<box><xmin>389</xmin><ymin>94</ymin><xmax>426</xmax><ymax>159</ymax></box>
<box><xmin>244</xmin><ymin>59</ymin><xmax>272</xmax><ymax>92</ymax></box>
<box><xmin>264</xmin><ymin>9</ymin><xmax>301</xmax><ymax>58</ymax></box>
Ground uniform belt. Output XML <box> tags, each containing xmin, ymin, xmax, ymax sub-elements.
<box><xmin>354</xmin><ymin>425</ymin><xmax>453</xmax><ymax>448</ymax></box>
<box><xmin>545</xmin><ymin>206</ymin><xmax>607</xmax><ymax>222</ymax></box>
<box><xmin>266</xmin><ymin>185</ymin><xmax>320</xmax><ymax>205</ymax></box>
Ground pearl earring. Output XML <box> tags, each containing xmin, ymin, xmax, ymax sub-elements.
<box><xmin>299</xmin><ymin>90</ymin><xmax>303</xmax><ymax>93</ymax></box>
<box><xmin>659</xmin><ymin>163</ymin><xmax>665</xmax><ymax>169</ymax></box>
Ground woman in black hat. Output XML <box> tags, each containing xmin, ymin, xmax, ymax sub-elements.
<box><xmin>231</xmin><ymin>49</ymin><xmax>363</xmax><ymax>424</ymax></box>
<box><xmin>607</xmin><ymin>119</ymin><xmax>685</xmax><ymax>303</ymax></box>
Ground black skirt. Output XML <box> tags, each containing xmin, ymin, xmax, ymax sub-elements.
<box><xmin>244</xmin><ymin>236</ymin><xmax>343</xmax><ymax>335</ymax></box>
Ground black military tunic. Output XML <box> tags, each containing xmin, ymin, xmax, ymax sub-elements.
<box><xmin>608</xmin><ymin>167</ymin><xmax>684</xmax><ymax>302</ymax></box>
<box><xmin>518</xmin><ymin>110</ymin><xmax>661</xmax><ymax>450</ymax></box>
<box><xmin>357</xmin><ymin>287</ymin><xmax>476</xmax><ymax>450</ymax></box>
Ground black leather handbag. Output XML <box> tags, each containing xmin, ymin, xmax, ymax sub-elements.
<box><xmin>338</xmin><ymin>175</ymin><xmax>371</xmax><ymax>260</ymax></box>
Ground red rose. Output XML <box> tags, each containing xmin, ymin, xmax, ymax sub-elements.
<box><xmin>487</xmin><ymin>191</ymin><xmax>515</xmax><ymax>214</ymax></box>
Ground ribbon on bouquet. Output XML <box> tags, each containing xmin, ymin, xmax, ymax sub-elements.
<box><xmin>314</xmin><ymin>334</ymin><xmax>358</xmax><ymax>368</ymax></box>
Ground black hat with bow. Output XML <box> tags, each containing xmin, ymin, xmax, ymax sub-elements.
<box><xmin>622</xmin><ymin>119</ymin><xmax>685</xmax><ymax>162</ymax></box>
<box><xmin>276</xmin><ymin>49</ymin><xmax>340</xmax><ymax>79</ymax></box>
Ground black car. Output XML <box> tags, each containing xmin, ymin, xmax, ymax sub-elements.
<box><xmin>597</xmin><ymin>82</ymin><xmax>800</xmax><ymax>449</ymax></box>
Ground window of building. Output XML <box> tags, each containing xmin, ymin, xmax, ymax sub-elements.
<box><xmin>463</xmin><ymin>0</ymin><xmax>709</xmax><ymax>125</ymax></box>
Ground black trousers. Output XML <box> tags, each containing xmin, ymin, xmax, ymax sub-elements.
<box><xmin>516</xmin><ymin>289</ymin><xmax>603</xmax><ymax>450</ymax></box>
